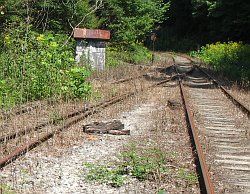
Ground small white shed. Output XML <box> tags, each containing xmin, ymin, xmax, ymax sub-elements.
<box><xmin>73</xmin><ymin>28</ymin><xmax>110</xmax><ymax>70</ymax></box>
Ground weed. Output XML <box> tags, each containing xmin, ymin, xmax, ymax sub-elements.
<box><xmin>110</xmin><ymin>87</ymin><xmax>118</xmax><ymax>97</ymax></box>
<box><xmin>177</xmin><ymin>168</ymin><xmax>198</xmax><ymax>185</ymax></box>
<box><xmin>0</xmin><ymin>184</ymin><xmax>15</xmax><ymax>194</ymax></box>
<box><xmin>84</xmin><ymin>142</ymin><xmax>168</xmax><ymax>187</ymax></box>
<box><xmin>84</xmin><ymin>163</ymin><xmax>126</xmax><ymax>187</ymax></box>
<box><xmin>120</xmin><ymin>143</ymin><xmax>167</xmax><ymax>180</ymax></box>
<box><xmin>157</xmin><ymin>190</ymin><xmax>166</xmax><ymax>194</ymax></box>
<box><xmin>91</xmin><ymin>89</ymin><xmax>103</xmax><ymax>102</ymax></box>
<box><xmin>49</xmin><ymin>112</ymin><xmax>64</xmax><ymax>124</ymax></box>
<box><xmin>0</xmin><ymin>29</ymin><xmax>78</xmax><ymax>108</ymax></box>
<box><xmin>63</xmin><ymin>67</ymin><xmax>92</xmax><ymax>99</ymax></box>
<box><xmin>192</xmin><ymin>42</ymin><xmax>250</xmax><ymax>84</ymax></box>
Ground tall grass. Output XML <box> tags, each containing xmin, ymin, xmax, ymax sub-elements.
<box><xmin>106</xmin><ymin>43</ymin><xmax>152</xmax><ymax>67</ymax></box>
<box><xmin>0</xmin><ymin>28</ymin><xmax>91</xmax><ymax>109</ymax></box>
<box><xmin>192</xmin><ymin>42</ymin><xmax>250</xmax><ymax>85</ymax></box>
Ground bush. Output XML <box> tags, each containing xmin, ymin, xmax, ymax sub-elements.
<box><xmin>192</xmin><ymin>42</ymin><xmax>250</xmax><ymax>83</ymax></box>
<box><xmin>106</xmin><ymin>43</ymin><xmax>152</xmax><ymax>67</ymax></box>
<box><xmin>0</xmin><ymin>26</ymin><xmax>91</xmax><ymax>108</ymax></box>
<box><xmin>62</xmin><ymin>67</ymin><xmax>92</xmax><ymax>99</ymax></box>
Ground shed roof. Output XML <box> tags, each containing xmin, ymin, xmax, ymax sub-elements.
<box><xmin>73</xmin><ymin>28</ymin><xmax>110</xmax><ymax>40</ymax></box>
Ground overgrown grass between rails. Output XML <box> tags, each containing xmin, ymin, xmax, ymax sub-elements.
<box><xmin>191</xmin><ymin>42</ymin><xmax>250</xmax><ymax>86</ymax></box>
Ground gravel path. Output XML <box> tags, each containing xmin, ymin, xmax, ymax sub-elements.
<box><xmin>1</xmin><ymin>103</ymin><xmax>157</xmax><ymax>194</ymax></box>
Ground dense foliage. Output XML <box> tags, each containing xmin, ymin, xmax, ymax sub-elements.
<box><xmin>156</xmin><ymin>0</ymin><xmax>250</xmax><ymax>51</ymax></box>
<box><xmin>102</xmin><ymin>0</ymin><xmax>169</xmax><ymax>45</ymax></box>
<box><xmin>0</xmin><ymin>29</ymin><xmax>93</xmax><ymax>108</ymax></box>
<box><xmin>0</xmin><ymin>0</ymin><xmax>100</xmax><ymax>32</ymax></box>
<box><xmin>192</xmin><ymin>42</ymin><xmax>250</xmax><ymax>83</ymax></box>
<box><xmin>0</xmin><ymin>0</ymin><xmax>168</xmax><ymax>108</ymax></box>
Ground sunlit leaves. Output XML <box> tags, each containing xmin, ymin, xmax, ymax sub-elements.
<box><xmin>103</xmin><ymin>0</ymin><xmax>170</xmax><ymax>45</ymax></box>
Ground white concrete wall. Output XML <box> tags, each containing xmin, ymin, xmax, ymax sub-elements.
<box><xmin>76</xmin><ymin>40</ymin><xmax>106</xmax><ymax>70</ymax></box>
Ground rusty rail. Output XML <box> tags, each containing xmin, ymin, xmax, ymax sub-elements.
<box><xmin>0</xmin><ymin>78</ymin><xmax>171</xmax><ymax>169</ymax></box>
<box><xmin>197</xmin><ymin>66</ymin><xmax>250</xmax><ymax>117</ymax></box>
<box><xmin>0</xmin><ymin>74</ymin><xmax>149</xmax><ymax>144</ymax></box>
<box><xmin>172</xmin><ymin>54</ymin><xmax>215</xmax><ymax>194</ymax></box>
<box><xmin>179</xmin><ymin>81</ymin><xmax>215</xmax><ymax>194</ymax></box>
<box><xmin>172</xmin><ymin>52</ymin><xmax>249</xmax><ymax>117</ymax></box>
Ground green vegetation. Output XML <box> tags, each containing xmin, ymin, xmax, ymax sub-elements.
<box><xmin>0</xmin><ymin>0</ymin><xmax>100</xmax><ymax>32</ymax></box>
<box><xmin>120</xmin><ymin>143</ymin><xmax>167</xmax><ymax>180</ymax></box>
<box><xmin>85</xmin><ymin>162</ymin><xmax>126</xmax><ymax>187</ymax></box>
<box><xmin>192</xmin><ymin>42</ymin><xmax>250</xmax><ymax>83</ymax></box>
<box><xmin>0</xmin><ymin>0</ymin><xmax>168</xmax><ymax>109</ymax></box>
<box><xmin>0</xmin><ymin>30</ymin><xmax>92</xmax><ymax>108</ymax></box>
<box><xmin>0</xmin><ymin>31</ymin><xmax>73</xmax><ymax>108</ymax></box>
<box><xmin>107</xmin><ymin>44</ymin><xmax>152</xmax><ymax>67</ymax></box>
<box><xmin>84</xmin><ymin>142</ymin><xmax>168</xmax><ymax>187</ymax></box>
<box><xmin>177</xmin><ymin>168</ymin><xmax>198</xmax><ymax>185</ymax></box>
<box><xmin>0</xmin><ymin>184</ymin><xmax>15</xmax><ymax>194</ymax></box>
<box><xmin>63</xmin><ymin>67</ymin><xmax>92</xmax><ymax>99</ymax></box>
<box><xmin>102</xmin><ymin>0</ymin><xmax>169</xmax><ymax>45</ymax></box>
<box><xmin>84</xmin><ymin>142</ymin><xmax>198</xmax><ymax>188</ymax></box>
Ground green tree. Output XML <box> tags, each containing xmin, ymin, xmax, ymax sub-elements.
<box><xmin>0</xmin><ymin>0</ymin><xmax>101</xmax><ymax>33</ymax></box>
<box><xmin>102</xmin><ymin>0</ymin><xmax>169</xmax><ymax>46</ymax></box>
<box><xmin>191</xmin><ymin>0</ymin><xmax>250</xmax><ymax>43</ymax></box>
<box><xmin>206</xmin><ymin>0</ymin><xmax>250</xmax><ymax>42</ymax></box>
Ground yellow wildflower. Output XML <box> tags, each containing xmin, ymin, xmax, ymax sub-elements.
<box><xmin>36</xmin><ymin>34</ymin><xmax>45</xmax><ymax>41</ymax></box>
<box><xmin>49</xmin><ymin>42</ymin><xmax>58</xmax><ymax>48</ymax></box>
<box><xmin>4</xmin><ymin>35</ymin><xmax>11</xmax><ymax>45</ymax></box>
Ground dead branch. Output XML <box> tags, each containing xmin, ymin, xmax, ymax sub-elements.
<box><xmin>63</xmin><ymin>0</ymin><xmax>103</xmax><ymax>46</ymax></box>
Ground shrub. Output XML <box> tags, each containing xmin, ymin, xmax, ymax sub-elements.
<box><xmin>106</xmin><ymin>43</ymin><xmax>152</xmax><ymax>67</ymax></box>
<box><xmin>62</xmin><ymin>67</ymin><xmax>92</xmax><ymax>99</ymax></box>
<box><xmin>0</xmin><ymin>26</ymin><xmax>92</xmax><ymax>108</ymax></box>
<box><xmin>192</xmin><ymin>42</ymin><xmax>250</xmax><ymax>83</ymax></box>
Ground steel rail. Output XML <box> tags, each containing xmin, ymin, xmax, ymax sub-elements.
<box><xmin>172</xmin><ymin>52</ymin><xmax>249</xmax><ymax>117</ymax></box>
<box><xmin>172</xmin><ymin>55</ymin><xmax>215</xmax><ymax>194</ymax></box>
<box><xmin>0</xmin><ymin>78</ymin><xmax>171</xmax><ymax>169</ymax></box>
<box><xmin>197</xmin><ymin>66</ymin><xmax>250</xmax><ymax>117</ymax></box>
<box><xmin>0</xmin><ymin>73</ymin><xmax>152</xmax><ymax>144</ymax></box>
<box><xmin>179</xmin><ymin>81</ymin><xmax>215</xmax><ymax>194</ymax></box>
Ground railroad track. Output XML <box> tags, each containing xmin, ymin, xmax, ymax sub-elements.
<box><xmin>0</xmin><ymin>73</ymin><xmax>171</xmax><ymax>169</ymax></box>
<box><xmin>1</xmin><ymin>53</ymin><xmax>249</xmax><ymax>193</ymax></box>
<box><xmin>172</xmin><ymin>55</ymin><xmax>250</xmax><ymax>193</ymax></box>
<box><xmin>0</xmin><ymin>74</ymin><xmax>147</xmax><ymax>145</ymax></box>
<box><xmin>0</xmin><ymin>74</ymin><xmax>145</xmax><ymax>122</ymax></box>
